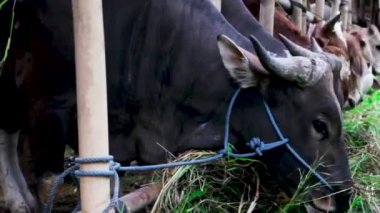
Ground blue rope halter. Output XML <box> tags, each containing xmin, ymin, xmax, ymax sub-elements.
<box><xmin>43</xmin><ymin>88</ymin><xmax>333</xmax><ymax>213</ymax></box>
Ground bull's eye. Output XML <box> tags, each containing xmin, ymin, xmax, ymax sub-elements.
<box><xmin>376</xmin><ymin>45</ymin><xmax>380</xmax><ymax>51</ymax></box>
<box><xmin>312</xmin><ymin>119</ymin><xmax>329</xmax><ymax>140</ymax></box>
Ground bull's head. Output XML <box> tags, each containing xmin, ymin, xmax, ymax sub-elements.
<box><xmin>280</xmin><ymin>33</ymin><xmax>373</xmax><ymax>110</ymax></box>
<box><xmin>217</xmin><ymin>34</ymin><xmax>352</xmax><ymax>212</ymax></box>
<box><xmin>278</xmin><ymin>34</ymin><xmax>347</xmax><ymax>108</ymax></box>
<box><xmin>366</xmin><ymin>24</ymin><xmax>380</xmax><ymax>75</ymax></box>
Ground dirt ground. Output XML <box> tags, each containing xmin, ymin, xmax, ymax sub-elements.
<box><xmin>0</xmin><ymin>143</ymin><xmax>155</xmax><ymax>213</ymax></box>
<box><xmin>0</xmin><ymin>145</ymin><xmax>284</xmax><ymax>212</ymax></box>
<box><xmin>0</xmin><ymin>172</ymin><xmax>154</xmax><ymax>213</ymax></box>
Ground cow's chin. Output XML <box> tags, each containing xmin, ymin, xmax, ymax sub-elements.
<box><xmin>304</xmin><ymin>190</ymin><xmax>337</xmax><ymax>213</ymax></box>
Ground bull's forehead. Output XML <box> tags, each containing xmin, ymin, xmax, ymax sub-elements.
<box><xmin>315</xmin><ymin>71</ymin><xmax>342</xmax><ymax>117</ymax></box>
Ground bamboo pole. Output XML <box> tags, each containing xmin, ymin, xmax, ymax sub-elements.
<box><xmin>119</xmin><ymin>183</ymin><xmax>162</xmax><ymax>212</ymax></box>
<box><xmin>331</xmin><ymin>0</ymin><xmax>341</xmax><ymax>18</ymax></box>
<box><xmin>315</xmin><ymin>0</ymin><xmax>325</xmax><ymax>20</ymax></box>
<box><xmin>302</xmin><ymin>0</ymin><xmax>308</xmax><ymax>33</ymax></box>
<box><xmin>348</xmin><ymin>0</ymin><xmax>352</xmax><ymax>30</ymax></box>
<box><xmin>340</xmin><ymin>0</ymin><xmax>349</xmax><ymax>31</ymax></box>
<box><xmin>259</xmin><ymin>0</ymin><xmax>275</xmax><ymax>35</ymax></box>
<box><xmin>377</xmin><ymin>0</ymin><xmax>380</xmax><ymax>26</ymax></box>
<box><xmin>358</xmin><ymin>0</ymin><xmax>363</xmax><ymax>23</ymax></box>
<box><xmin>292</xmin><ymin>0</ymin><xmax>303</xmax><ymax>31</ymax></box>
<box><xmin>72</xmin><ymin>0</ymin><xmax>110</xmax><ymax>212</ymax></box>
<box><xmin>351</xmin><ymin>0</ymin><xmax>357</xmax><ymax>23</ymax></box>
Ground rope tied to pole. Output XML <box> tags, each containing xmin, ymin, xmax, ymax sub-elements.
<box><xmin>43</xmin><ymin>88</ymin><xmax>333</xmax><ymax>212</ymax></box>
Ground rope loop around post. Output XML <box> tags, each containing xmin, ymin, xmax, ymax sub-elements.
<box><xmin>42</xmin><ymin>88</ymin><xmax>333</xmax><ymax>212</ymax></box>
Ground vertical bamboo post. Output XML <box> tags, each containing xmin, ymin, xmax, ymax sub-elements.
<box><xmin>292</xmin><ymin>0</ymin><xmax>303</xmax><ymax>31</ymax></box>
<box><xmin>302</xmin><ymin>0</ymin><xmax>308</xmax><ymax>33</ymax></box>
<box><xmin>72</xmin><ymin>0</ymin><xmax>110</xmax><ymax>212</ymax></box>
<box><xmin>357</xmin><ymin>0</ymin><xmax>363</xmax><ymax>23</ymax></box>
<box><xmin>340</xmin><ymin>0</ymin><xmax>349</xmax><ymax>31</ymax></box>
<box><xmin>369</xmin><ymin>0</ymin><xmax>374</xmax><ymax>24</ymax></box>
<box><xmin>348</xmin><ymin>0</ymin><xmax>352</xmax><ymax>30</ymax></box>
<box><xmin>315</xmin><ymin>0</ymin><xmax>325</xmax><ymax>20</ymax></box>
<box><xmin>331</xmin><ymin>0</ymin><xmax>341</xmax><ymax>18</ymax></box>
<box><xmin>259</xmin><ymin>0</ymin><xmax>275</xmax><ymax>35</ymax></box>
<box><xmin>351</xmin><ymin>0</ymin><xmax>357</xmax><ymax>23</ymax></box>
<box><xmin>377</xmin><ymin>0</ymin><xmax>380</xmax><ymax>27</ymax></box>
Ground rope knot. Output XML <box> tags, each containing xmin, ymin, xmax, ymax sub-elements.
<box><xmin>246</xmin><ymin>137</ymin><xmax>264</xmax><ymax>156</ymax></box>
<box><xmin>110</xmin><ymin>161</ymin><xmax>121</xmax><ymax>172</ymax></box>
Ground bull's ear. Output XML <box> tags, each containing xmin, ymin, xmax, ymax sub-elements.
<box><xmin>322</xmin><ymin>13</ymin><xmax>341</xmax><ymax>33</ymax></box>
<box><xmin>217</xmin><ymin>34</ymin><xmax>268</xmax><ymax>88</ymax></box>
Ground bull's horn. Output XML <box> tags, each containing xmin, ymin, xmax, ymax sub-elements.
<box><xmin>278</xmin><ymin>34</ymin><xmax>315</xmax><ymax>58</ymax></box>
<box><xmin>323</xmin><ymin>13</ymin><xmax>341</xmax><ymax>32</ymax></box>
<box><xmin>311</xmin><ymin>37</ymin><xmax>323</xmax><ymax>53</ymax></box>
<box><xmin>249</xmin><ymin>35</ymin><xmax>327</xmax><ymax>87</ymax></box>
<box><xmin>279</xmin><ymin>34</ymin><xmax>342</xmax><ymax>73</ymax></box>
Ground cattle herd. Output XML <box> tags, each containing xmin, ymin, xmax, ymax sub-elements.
<box><xmin>0</xmin><ymin>0</ymin><xmax>379</xmax><ymax>212</ymax></box>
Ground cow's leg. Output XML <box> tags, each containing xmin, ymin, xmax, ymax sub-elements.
<box><xmin>27</xmin><ymin>109</ymin><xmax>70</xmax><ymax>203</ymax></box>
<box><xmin>0</xmin><ymin>129</ymin><xmax>37</xmax><ymax>212</ymax></box>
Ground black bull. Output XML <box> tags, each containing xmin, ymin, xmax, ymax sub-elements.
<box><xmin>0</xmin><ymin>0</ymin><xmax>352</xmax><ymax>212</ymax></box>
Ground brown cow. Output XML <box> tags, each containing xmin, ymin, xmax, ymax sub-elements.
<box><xmin>243</xmin><ymin>0</ymin><xmax>310</xmax><ymax>47</ymax></box>
<box><xmin>352</xmin><ymin>24</ymin><xmax>380</xmax><ymax>75</ymax></box>
<box><xmin>242</xmin><ymin>0</ymin><xmax>373</xmax><ymax>109</ymax></box>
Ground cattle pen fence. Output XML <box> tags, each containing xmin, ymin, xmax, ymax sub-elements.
<box><xmin>44</xmin><ymin>0</ymin><xmax>362</xmax><ymax>212</ymax></box>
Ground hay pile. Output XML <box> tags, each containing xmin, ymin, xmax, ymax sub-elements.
<box><xmin>150</xmin><ymin>151</ymin><xmax>289</xmax><ymax>212</ymax></box>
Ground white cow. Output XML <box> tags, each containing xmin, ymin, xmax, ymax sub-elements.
<box><xmin>0</xmin><ymin>130</ymin><xmax>36</xmax><ymax>212</ymax></box>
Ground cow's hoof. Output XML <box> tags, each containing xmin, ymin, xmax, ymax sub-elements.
<box><xmin>8</xmin><ymin>200</ymin><xmax>34</xmax><ymax>213</ymax></box>
<box><xmin>23</xmin><ymin>191</ymin><xmax>37</xmax><ymax>213</ymax></box>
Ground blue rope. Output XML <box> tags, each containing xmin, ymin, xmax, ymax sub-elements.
<box><xmin>43</xmin><ymin>88</ymin><xmax>332</xmax><ymax>212</ymax></box>
<box><xmin>43</xmin><ymin>164</ymin><xmax>80</xmax><ymax>213</ymax></box>
<box><xmin>262</xmin><ymin>100</ymin><xmax>333</xmax><ymax>191</ymax></box>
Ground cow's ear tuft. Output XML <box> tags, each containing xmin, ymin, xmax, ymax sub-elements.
<box><xmin>217</xmin><ymin>35</ymin><xmax>267</xmax><ymax>88</ymax></box>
